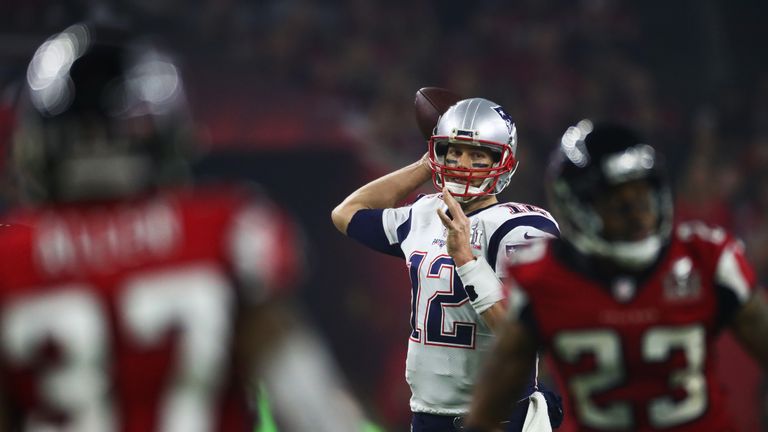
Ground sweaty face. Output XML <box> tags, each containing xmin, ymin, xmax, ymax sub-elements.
<box><xmin>444</xmin><ymin>143</ymin><xmax>496</xmax><ymax>187</ymax></box>
<box><xmin>594</xmin><ymin>180</ymin><xmax>658</xmax><ymax>242</ymax></box>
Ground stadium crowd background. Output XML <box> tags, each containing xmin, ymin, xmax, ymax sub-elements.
<box><xmin>1</xmin><ymin>1</ymin><xmax>767</xmax><ymax>430</ymax></box>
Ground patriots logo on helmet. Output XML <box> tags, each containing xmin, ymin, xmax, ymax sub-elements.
<box><xmin>492</xmin><ymin>106</ymin><xmax>514</xmax><ymax>135</ymax></box>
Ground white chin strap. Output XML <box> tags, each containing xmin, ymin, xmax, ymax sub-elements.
<box><xmin>573</xmin><ymin>234</ymin><xmax>662</xmax><ymax>270</ymax></box>
<box><xmin>444</xmin><ymin>178</ymin><xmax>493</xmax><ymax>203</ymax></box>
<box><xmin>609</xmin><ymin>236</ymin><xmax>662</xmax><ymax>269</ymax></box>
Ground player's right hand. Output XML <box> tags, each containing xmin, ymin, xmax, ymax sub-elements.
<box><xmin>437</xmin><ymin>187</ymin><xmax>475</xmax><ymax>267</ymax></box>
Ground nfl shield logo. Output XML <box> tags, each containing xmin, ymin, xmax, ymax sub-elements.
<box><xmin>612</xmin><ymin>277</ymin><xmax>636</xmax><ymax>303</ymax></box>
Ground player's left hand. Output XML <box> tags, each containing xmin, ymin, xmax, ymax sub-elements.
<box><xmin>437</xmin><ymin>187</ymin><xmax>475</xmax><ymax>267</ymax></box>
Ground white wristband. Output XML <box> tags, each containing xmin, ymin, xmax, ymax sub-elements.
<box><xmin>456</xmin><ymin>256</ymin><xmax>504</xmax><ymax>314</ymax></box>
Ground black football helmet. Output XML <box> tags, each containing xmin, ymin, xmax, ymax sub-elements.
<box><xmin>12</xmin><ymin>23</ymin><xmax>194</xmax><ymax>203</ymax></box>
<box><xmin>546</xmin><ymin>120</ymin><xmax>673</xmax><ymax>269</ymax></box>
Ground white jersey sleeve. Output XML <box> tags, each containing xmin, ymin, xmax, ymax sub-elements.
<box><xmin>382</xmin><ymin>205</ymin><xmax>413</xmax><ymax>246</ymax></box>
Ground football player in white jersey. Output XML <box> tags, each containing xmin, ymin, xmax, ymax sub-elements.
<box><xmin>332</xmin><ymin>98</ymin><xmax>563</xmax><ymax>431</ymax></box>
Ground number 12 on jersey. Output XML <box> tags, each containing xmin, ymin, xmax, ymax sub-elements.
<box><xmin>407</xmin><ymin>252</ymin><xmax>476</xmax><ymax>349</ymax></box>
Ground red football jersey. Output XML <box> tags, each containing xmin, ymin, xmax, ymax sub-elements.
<box><xmin>507</xmin><ymin>222</ymin><xmax>756</xmax><ymax>432</ymax></box>
<box><xmin>0</xmin><ymin>185</ymin><xmax>298</xmax><ymax>432</ymax></box>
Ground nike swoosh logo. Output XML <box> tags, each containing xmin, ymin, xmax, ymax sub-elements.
<box><xmin>523</xmin><ymin>232</ymin><xmax>543</xmax><ymax>240</ymax></box>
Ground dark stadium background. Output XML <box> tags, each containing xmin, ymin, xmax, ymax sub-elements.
<box><xmin>1</xmin><ymin>1</ymin><xmax>767</xmax><ymax>430</ymax></box>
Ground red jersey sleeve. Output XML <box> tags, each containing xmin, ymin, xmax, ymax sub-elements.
<box><xmin>713</xmin><ymin>238</ymin><xmax>756</xmax><ymax>299</ymax></box>
<box><xmin>227</xmin><ymin>196</ymin><xmax>303</xmax><ymax>303</ymax></box>
<box><xmin>677</xmin><ymin>221</ymin><xmax>757</xmax><ymax>326</ymax></box>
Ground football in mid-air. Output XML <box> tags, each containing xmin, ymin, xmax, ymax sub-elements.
<box><xmin>414</xmin><ymin>87</ymin><xmax>463</xmax><ymax>140</ymax></box>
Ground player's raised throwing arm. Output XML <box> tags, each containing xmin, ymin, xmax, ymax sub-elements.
<box><xmin>331</xmin><ymin>153</ymin><xmax>432</xmax><ymax>235</ymax></box>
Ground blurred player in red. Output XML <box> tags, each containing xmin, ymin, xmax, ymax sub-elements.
<box><xmin>465</xmin><ymin>121</ymin><xmax>768</xmax><ymax>431</ymax></box>
<box><xmin>0</xmin><ymin>23</ymin><xmax>363</xmax><ymax>432</ymax></box>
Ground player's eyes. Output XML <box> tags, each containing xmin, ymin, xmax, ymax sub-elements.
<box><xmin>445</xmin><ymin>151</ymin><xmax>491</xmax><ymax>167</ymax></box>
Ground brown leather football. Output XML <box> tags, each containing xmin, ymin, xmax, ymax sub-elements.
<box><xmin>414</xmin><ymin>87</ymin><xmax>463</xmax><ymax>140</ymax></box>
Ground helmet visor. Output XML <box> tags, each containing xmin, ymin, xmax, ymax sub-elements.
<box><xmin>428</xmin><ymin>137</ymin><xmax>515</xmax><ymax>197</ymax></box>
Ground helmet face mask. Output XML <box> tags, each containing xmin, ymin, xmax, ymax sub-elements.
<box><xmin>547</xmin><ymin>120</ymin><xmax>673</xmax><ymax>270</ymax></box>
<box><xmin>428</xmin><ymin>98</ymin><xmax>519</xmax><ymax>203</ymax></box>
<box><xmin>12</xmin><ymin>23</ymin><xmax>193</xmax><ymax>204</ymax></box>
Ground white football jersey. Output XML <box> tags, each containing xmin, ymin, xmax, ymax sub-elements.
<box><xmin>380</xmin><ymin>193</ymin><xmax>559</xmax><ymax>415</ymax></box>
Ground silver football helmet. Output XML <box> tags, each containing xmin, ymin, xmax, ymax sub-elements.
<box><xmin>428</xmin><ymin>98</ymin><xmax>519</xmax><ymax>202</ymax></box>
